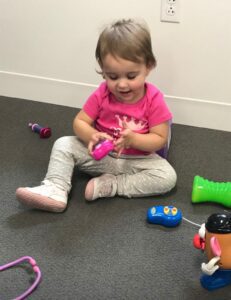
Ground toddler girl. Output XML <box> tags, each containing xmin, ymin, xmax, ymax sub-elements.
<box><xmin>16</xmin><ymin>19</ymin><xmax>177</xmax><ymax>212</ymax></box>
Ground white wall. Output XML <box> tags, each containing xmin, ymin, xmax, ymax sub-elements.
<box><xmin>0</xmin><ymin>0</ymin><xmax>231</xmax><ymax>131</ymax></box>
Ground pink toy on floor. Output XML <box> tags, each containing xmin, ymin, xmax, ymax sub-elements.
<box><xmin>0</xmin><ymin>256</ymin><xmax>42</xmax><ymax>300</ymax></box>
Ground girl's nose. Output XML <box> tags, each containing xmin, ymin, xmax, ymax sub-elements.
<box><xmin>117</xmin><ymin>78</ymin><xmax>128</xmax><ymax>89</ymax></box>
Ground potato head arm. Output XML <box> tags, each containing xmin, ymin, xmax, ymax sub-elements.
<box><xmin>201</xmin><ymin>236</ymin><xmax>222</xmax><ymax>275</ymax></box>
<box><xmin>201</xmin><ymin>257</ymin><xmax>220</xmax><ymax>275</ymax></box>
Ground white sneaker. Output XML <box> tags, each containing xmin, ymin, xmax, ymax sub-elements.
<box><xmin>85</xmin><ymin>174</ymin><xmax>117</xmax><ymax>201</ymax></box>
<box><xmin>16</xmin><ymin>180</ymin><xmax>68</xmax><ymax>212</ymax></box>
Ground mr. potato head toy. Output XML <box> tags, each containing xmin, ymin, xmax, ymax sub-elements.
<box><xmin>193</xmin><ymin>212</ymin><xmax>231</xmax><ymax>290</ymax></box>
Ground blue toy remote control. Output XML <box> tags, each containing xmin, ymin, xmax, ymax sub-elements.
<box><xmin>147</xmin><ymin>205</ymin><xmax>182</xmax><ymax>227</ymax></box>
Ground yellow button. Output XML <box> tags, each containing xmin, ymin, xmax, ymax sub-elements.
<box><xmin>164</xmin><ymin>206</ymin><xmax>170</xmax><ymax>215</ymax></box>
<box><xmin>172</xmin><ymin>207</ymin><xmax>178</xmax><ymax>216</ymax></box>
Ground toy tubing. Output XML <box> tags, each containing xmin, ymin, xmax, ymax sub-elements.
<box><xmin>192</xmin><ymin>175</ymin><xmax>231</xmax><ymax>208</ymax></box>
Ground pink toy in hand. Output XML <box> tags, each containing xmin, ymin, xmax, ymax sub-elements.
<box><xmin>92</xmin><ymin>139</ymin><xmax>114</xmax><ymax>160</ymax></box>
<box><xmin>29</xmin><ymin>122</ymin><xmax>51</xmax><ymax>138</ymax></box>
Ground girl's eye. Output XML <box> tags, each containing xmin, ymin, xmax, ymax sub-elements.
<box><xmin>127</xmin><ymin>74</ymin><xmax>137</xmax><ymax>80</ymax></box>
<box><xmin>109</xmin><ymin>76</ymin><xmax>118</xmax><ymax>80</ymax></box>
<box><xmin>105</xmin><ymin>73</ymin><xmax>118</xmax><ymax>80</ymax></box>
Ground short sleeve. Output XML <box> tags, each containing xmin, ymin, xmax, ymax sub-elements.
<box><xmin>147</xmin><ymin>88</ymin><xmax>172</xmax><ymax>128</ymax></box>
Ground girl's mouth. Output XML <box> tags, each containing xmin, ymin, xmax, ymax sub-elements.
<box><xmin>116</xmin><ymin>90</ymin><xmax>135</xmax><ymax>102</ymax></box>
<box><xmin>119</xmin><ymin>90</ymin><xmax>132</xmax><ymax>96</ymax></box>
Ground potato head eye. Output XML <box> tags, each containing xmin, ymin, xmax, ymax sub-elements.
<box><xmin>199</xmin><ymin>223</ymin><xmax>206</xmax><ymax>238</ymax></box>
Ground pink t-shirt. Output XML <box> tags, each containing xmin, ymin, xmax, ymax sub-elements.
<box><xmin>83</xmin><ymin>82</ymin><xmax>172</xmax><ymax>155</ymax></box>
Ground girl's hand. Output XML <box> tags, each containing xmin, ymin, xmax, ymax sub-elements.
<box><xmin>88</xmin><ymin>132</ymin><xmax>113</xmax><ymax>155</ymax></box>
<box><xmin>114</xmin><ymin>122</ymin><xmax>135</xmax><ymax>157</ymax></box>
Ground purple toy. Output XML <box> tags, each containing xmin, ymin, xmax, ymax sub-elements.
<box><xmin>92</xmin><ymin>139</ymin><xmax>114</xmax><ymax>160</ymax></box>
<box><xmin>0</xmin><ymin>256</ymin><xmax>42</xmax><ymax>300</ymax></box>
<box><xmin>28</xmin><ymin>122</ymin><xmax>51</xmax><ymax>138</ymax></box>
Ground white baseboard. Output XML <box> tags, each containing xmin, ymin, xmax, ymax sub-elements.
<box><xmin>0</xmin><ymin>70</ymin><xmax>97</xmax><ymax>108</ymax></box>
<box><xmin>165</xmin><ymin>95</ymin><xmax>231</xmax><ymax>132</ymax></box>
<box><xmin>0</xmin><ymin>70</ymin><xmax>230</xmax><ymax>132</ymax></box>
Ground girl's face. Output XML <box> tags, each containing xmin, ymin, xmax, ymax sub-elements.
<box><xmin>102</xmin><ymin>54</ymin><xmax>151</xmax><ymax>104</ymax></box>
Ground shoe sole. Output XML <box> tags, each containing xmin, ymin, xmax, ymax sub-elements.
<box><xmin>16</xmin><ymin>188</ymin><xmax>67</xmax><ymax>213</ymax></box>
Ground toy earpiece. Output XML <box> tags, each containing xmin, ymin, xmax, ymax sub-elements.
<box><xmin>29</xmin><ymin>123</ymin><xmax>51</xmax><ymax>138</ymax></box>
<box><xmin>0</xmin><ymin>256</ymin><xmax>42</xmax><ymax>299</ymax></box>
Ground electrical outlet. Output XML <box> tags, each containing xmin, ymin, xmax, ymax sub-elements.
<box><xmin>161</xmin><ymin>0</ymin><xmax>180</xmax><ymax>23</ymax></box>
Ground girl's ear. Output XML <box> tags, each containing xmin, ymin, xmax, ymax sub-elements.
<box><xmin>146</xmin><ymin>62</ymin><xmax>155</xmax><ymax>76</ymax></box>
<box><xmin>145</xmin><ymin>66</ymin><xmax>152</xmax><ymax>77</ymax></box>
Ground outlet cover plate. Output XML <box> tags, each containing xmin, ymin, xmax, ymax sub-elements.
<box><xmin>161</xmin><ymin>0</ymin><xmax>180</xmax><ymax>23</ymax></box>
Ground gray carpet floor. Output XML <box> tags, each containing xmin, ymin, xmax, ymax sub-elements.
<box><xmin>0</xmin><ymin>95</ymin><xmax>231</xmax><ymax>299</ymax></box>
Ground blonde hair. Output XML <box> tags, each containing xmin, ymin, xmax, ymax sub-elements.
<box><xmin>95</xmin><ymin>19</ymin><xmax>157</xmax><ymax>69</ymax></box>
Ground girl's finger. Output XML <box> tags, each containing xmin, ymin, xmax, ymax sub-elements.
<box><xmin>122</xmin><ymin>121</ymin><xmax>128</xmax><ymax>129</ymax></box>
<box><xmin>116</xmin><ymin>147</ymin><xmax>124</xmax><ymax>158</ymax></box>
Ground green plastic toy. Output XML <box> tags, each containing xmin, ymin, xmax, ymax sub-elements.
<box><xmin>192</xmin><ymin>175</ymin><xmax>231</xmax><ymax>208</ymax></box>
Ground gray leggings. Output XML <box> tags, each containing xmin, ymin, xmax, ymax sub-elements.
<box><xmin>44</xmin><ymin>136</ymin><xmax>177</xmax><ymax>198</ymax></box>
